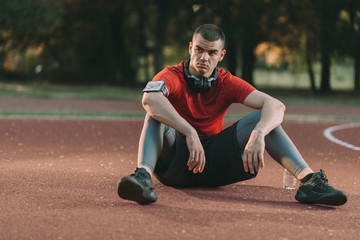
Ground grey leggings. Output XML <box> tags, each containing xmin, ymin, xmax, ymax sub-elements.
<box><xmin>138</xmin><ymin>110</ymin><xmax>309</xmax><ymax>178</ymax></box>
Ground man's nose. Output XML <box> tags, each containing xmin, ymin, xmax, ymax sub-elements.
<box><xmin>200</xmin><ymin>52</ymin><xmax>209</xmax><ymax>61</ymax></box>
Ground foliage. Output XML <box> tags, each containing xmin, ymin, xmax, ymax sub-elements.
<box><xmin>0</xmin><ymin>0</ymin><xmax>63</xmax><ymax>50</ymax></box>
<box><xmin>0</xmin><ymin>0</ymin><xmax>360</xmax><ymax>92</ymax></box>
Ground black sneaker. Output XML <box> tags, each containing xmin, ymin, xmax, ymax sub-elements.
<box><xmin>118</xmin><ymin>168</ymin><xmax>157</xmax><ymax>205</ymax></box>
<box><xmin>295</xmin><ymin>169</ymin><xmax>347</xmax><ymax>206</ymax></box>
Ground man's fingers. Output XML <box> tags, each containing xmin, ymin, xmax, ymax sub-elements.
<box><xmin>187</xmin><ymin>150</ymin><xmax>194</xmax><ymax>166</ymax></box>
<box><xmin>260</xmin><ymin>153</ymin><xmax>265</xmax><ymax>169</ymax></box>
<box><xmin>185</xmin><ymin>133</ymin><xmax>205</xmax><ymax>174</ymax></box>
<box><xmin>188</xmin><ymin>151</ymin><xmax>201</xmax><ymax>171</ymax></box>
<box><xmin>188</xmin><ymin>158</ymin><xmax>195</xmax><ymax>170</ymax></box>
<box><xmin>197</xmin><ymin>154</ymin><xmax>205</xmax><ymax>173</ymax></box>
<box><xmin>192</xmin><ymin>153</ymin><xmax>198</xmax><ymax>173</ymax></box>
<box><xmin>192</xmin><ymin>152</ymin><xmax>206</xmax><ymax>174</ymax></box>
<box><xmin>253</xmin><ymin>152</ymin><xmax>259</xmax><ymax>172</ymax></box>
<box><xmin>188</xmin><ymin>158</ymin><xmax>196</xmax><ymax>170</ymax></box>
<box><xmin>199</xmin><ymin>155</ymin><xmax>205</xmax><ymax>173</ymax></box>
<box><xmin>244</xmin><ymin>151</ymin><xmax>262</xmax><ymax>174</ymax></box>
<box><xmin>242</xmin><ymin>153</ymin><xmax>249</xmax><ymax>173</ymax></box>
<box><xmin>187</xmin><ymin>150</ymin><xmax>206</xmax><ymax>174</ymax></box>
<box><xmin>247</xmin><ymin>153</ymin><xmax>254</xmax><ymax>174</ymax></box>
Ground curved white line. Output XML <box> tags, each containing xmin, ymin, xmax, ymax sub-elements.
<box><xmin>324</xmin><ymin>123</ymin><xmax>360</xmax><ymax>151</ymax></box>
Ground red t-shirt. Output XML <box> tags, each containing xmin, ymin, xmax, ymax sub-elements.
<box><xmin>152</xmin><ymin>61</ymin><xmax>256</xmax><ymax>136</ymax></box>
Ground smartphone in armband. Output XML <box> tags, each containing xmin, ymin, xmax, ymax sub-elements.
<box><xmin>143</xmin><ymin>80</ymin><xmax>168</xmax><ymax>96</ymax></box>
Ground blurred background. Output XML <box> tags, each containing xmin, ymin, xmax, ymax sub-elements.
<box><xmin>1</xmin><ymin>0</ymin><xmax>359</xmax><ymax>93</ymax></box>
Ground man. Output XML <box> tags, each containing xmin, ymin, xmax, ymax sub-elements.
<box><xmin>117</xmin><ymin>24</ymin><xmax>347</xmax><ymax>206</ymax></box>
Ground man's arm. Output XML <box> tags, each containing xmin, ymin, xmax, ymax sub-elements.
<box><xmin>142</xmin><ymin>92</ymin><xmax>205</xmax><ymax>173</ymax></box>
<box><xmin>242</xmin><ymin>90</ymin><xmax>286</xmax><ymax>174</ymax></box>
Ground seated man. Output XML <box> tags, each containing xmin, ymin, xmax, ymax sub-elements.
<box><xmin>117</xmin><ymin>24</ymin><xmax>347</xmax><ymax>206</ymax></box>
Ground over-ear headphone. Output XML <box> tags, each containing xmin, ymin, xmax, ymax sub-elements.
<box><xmin>183</xmin><ymin>60</ymin><xmax>218</xmax><ymax>93</ymax></box>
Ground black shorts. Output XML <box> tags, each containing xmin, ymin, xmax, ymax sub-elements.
<box><xmin>154</xmin><ymin>121</ymin><xmax>257</xmax><ymax>188</ymax></box>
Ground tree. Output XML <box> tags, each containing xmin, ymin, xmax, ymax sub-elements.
<box><xmin>54</xmin><ymin>0</ymin><xmax>139</xmax><ymax>85</ymax></box>
<box><xmin>153</xmin><ymin>0</ymin><xmax>168</xmax><ymax>75</ymax></box>
<box><xmin>318</xmin><ymin>0</ymin><xmax>343</xmax><ymax>92</ymax></box>
<box><xmin>231</xmin><ymin>0</ymin><xmax>266</xmax><ymax>85</ymax></box>
<box><xmin>285</xmin><ymin>0</ymin><xmax>320</xmax><ymax>92</ymax></box>
<box><xmin>0</xmin><ymin>0</ymin><xmax>63</xmax><ymax>77</ymax></box>
<box><xmin>346</xmin><ymin>0</ymin><xmax>360</xmax><ymax>92</ymax></box>
<box><xmin>219</xmin><ymin>0</ymin><xmax>304</xmax><ymax>86</ymax></box>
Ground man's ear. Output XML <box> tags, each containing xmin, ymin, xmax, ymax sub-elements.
<box><xmin>189</xmin><ymin>41</ymin><xmax>193</xmax><ymax>55</ymax></box>
<box><xmin>219</xmin><ymin>49</ymin><xmax>226</xmax><ymax>62</ymax></box>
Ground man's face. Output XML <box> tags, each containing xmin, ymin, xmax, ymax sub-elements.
<box><xmin>188</xmin><ymin>34</ymin><xmax>226</xmax><ymax>77</ymax></box>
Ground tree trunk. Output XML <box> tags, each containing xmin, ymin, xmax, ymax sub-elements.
<box><xmin>102</xmin><ymin>22</ymin><xmax>117</xmax><ymax>84</ymax></box>
<box><xmin>241</xmin><ymin>32</ymin><xmax>256</xmax><ymax>85</ymax></box>
<box><xmin>222</xmin><ymin>13</ymin><xmax>237</xmax><ymax>75</ymax></box>
<box><xmin>305</xmin><ymin>37</ymin><xmax>316</xmax><ymax>92</ymax></box>
<box><xmin>320</xmin><ymin>52</ymin><xmax>331</xmax><ymax>92</ymax></box>
<box><xmin>319</xmin><ymin>0</ymin><xmax>332</xmax><ymax>92</ymax></box>
<box><xmin>355</xmin><ymin>52</ymin><xmax>360</xmax><ymax>92</ymax></box>
<box><xmin>139</xmin><ymin>7</ymin><xmax>151</xmax><ymax>82</ymax></box>
<box><xmin>306</xmin><ymin>52</ymin><xmax>316</xmax><ymax>92</ymax></box>
<box><xmin>349</xmin><ymin>5</ymin><xmax>360</xmax><ymax>92</ymax></box>
<box><xmin>109</xmin><ymin>12</ymin><xmax>135</xmax><ymax>85</ymax></box>
<box><xmin>154</xmin><ymin>0</ymin><xmax>167</xmax><ymax>75</ymax></box>
<box><xmin>0</xmin><ymin>49</ymin><xmax>6</xmax><ymax>78</ymax></box>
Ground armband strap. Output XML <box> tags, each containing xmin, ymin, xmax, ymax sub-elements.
<box><xmin>143</xmin><ymin>80</ymin><xmax>168</xmax><ymax>96</ymax></box>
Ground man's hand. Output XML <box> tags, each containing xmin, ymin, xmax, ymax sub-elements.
<box><xmin>142</xmin><ymin>92</ymin><xmax>206</xmax><ymax>174</ymax></box>
<box><xmin>186</xmin><ymin>130</ymin><xmax>205</xmax><ymax>174</ymax></box>
<box><xmin>242</xmin><ymin>130</ymin><xmax>265</xmax><ymax>174</ymax></box>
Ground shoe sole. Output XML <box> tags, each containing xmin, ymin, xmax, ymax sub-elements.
<box><xmin>296</xmin><ymin>191</ymin><xmax>347</xmax><ymax>206</ymax></box>
<box><xmin>118</xmin><ymin>177</ymin><xmax>156</xmax><ymax>205</ymax></box>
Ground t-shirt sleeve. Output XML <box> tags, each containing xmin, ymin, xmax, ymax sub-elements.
<box><xmin>152</xmin><ymin>67</ymin><xmax>179</xmax><ymax>97</ymax></box>
<box><xmin>227</xmin><ymin>75</ymin><xmax>256</xmax><ymax>103</ymax></box>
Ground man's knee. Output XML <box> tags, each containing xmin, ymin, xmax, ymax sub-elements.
<box><xmin>145</xmin><ymin>114</ymin><xmax>160</xmax><ymax>125</ymax></box>
<box><xmin>143</xmin><ymin>114</ymin><xmax>174</xmax><ymax>138</ymax></box>
<box><xmin>236</xmin><ymin>110</ymin><xmax>262</xmax><ymax>135</ymax></box>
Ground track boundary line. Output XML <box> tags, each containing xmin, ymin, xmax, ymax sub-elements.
<box><xmin>324</xmin><ymin>123</ymin><xmax>360</xmax><ymax>151</ymax></box>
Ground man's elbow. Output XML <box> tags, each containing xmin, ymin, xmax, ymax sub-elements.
<box><xmin>277</xmin><ymin>100</ymin><xmax>286</xmax><ymax>113</ymax></box>
<box><xmin>142</xmin><ymin>92</ymin><xmax>162</xmax><ymax>116</ymax></box>
<box><xmin>141</xmin><ymin>92</ymin><xmax>151</xmax><ymax>108</ymax></box>
<box><xmin>142</xmin><ymin>92</ymin><xmax>155</xmax><ymax>110</ymax></box>
<box><xmin>266</xmin><ymin>97</ymin><xmax>286</xmax><ymax>113</ymax></box>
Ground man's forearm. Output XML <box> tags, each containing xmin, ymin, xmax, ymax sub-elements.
<box><xmin>142</xmin><ymin>92</ymin><xmax>196</xmax><ymax>136</ymax></box>
<box><xmin>254</xmin><ymin>99</ymin><xmax>285</xmax><ymax>136</ymax></box>
<box><xmin>142</xmin><ymin>91</ymin><xmax>206</xmax><ymax>174</ymax></box>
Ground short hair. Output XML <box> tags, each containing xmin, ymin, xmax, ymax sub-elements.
<box><xmin>193</xmin><ymin>24</ymin><xmax>226</xmax><ymax>48</ymax></box>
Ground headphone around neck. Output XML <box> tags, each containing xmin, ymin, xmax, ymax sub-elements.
<box><xmin>183</xmin><ymin>60</ymin><xmax>218</xmax><ymax>93</ymax></box>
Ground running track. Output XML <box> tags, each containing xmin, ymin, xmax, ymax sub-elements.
<box><xmin>0</xmin><ymin>98</ymin><xmax>359</xmax><ymax>240</ymax></box>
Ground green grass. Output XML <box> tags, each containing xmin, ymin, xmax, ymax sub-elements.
<box><xmin>0</xmin><ymin>81</ymin><xmax>359</xmax><ymax>121</ymax></box>
<box><xmin>1</xmin><ymin>81</ymin><xmax>359</xmax><ymax>105</ymax></box>
<box><xmin>264</xmin><ymin>90</ymin><xmax>360</xmax><ymax>106</ymax></box>
<box><xmin>0</xmin><ymin>82</ymin><xmax>143</xmax><ymax>101</ymax></box>
<box><xmin>254</xmin><ymin>61</ymin><xmax>355</xmax><ymax>91</ymax></box>
<box><xmin>0</xmin><ymin>109</ymin><xmax>145</xmax><ymax>119</ymax></box>
<box><xmin>0</xmin><ymin>80</ymin><xmax>359</xmax><ymax>121</ymax></box>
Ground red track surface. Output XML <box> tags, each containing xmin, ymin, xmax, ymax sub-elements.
<box><xmin>0</xmin><ymin>99</ymin><xmax>359</xmax><ymax>240</ymax></box>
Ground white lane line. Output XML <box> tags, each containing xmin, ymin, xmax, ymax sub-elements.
<box><xmin>324</xmin><ymin>123</ymin><xmax>360</xmax><ymax>151</ymax></box>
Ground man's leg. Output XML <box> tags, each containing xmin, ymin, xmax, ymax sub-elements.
<box><xmin>137</xmin><ymin>114</ymin><xmax>176</xmax><ymax>176</ymax></box>
<box><xmin>236</xmin><ymin>110</ymin><xmax>347</xmax><ymax>206</ymax></box>
<box><xmin>118</xmin><ymin>114</ymin><xmax>175</xmax><ymax>204</ymax></box>
<box><xmin>236</xmin><ymin>110</ymin><xmax>311</xmax><ymax>178</ymax></box>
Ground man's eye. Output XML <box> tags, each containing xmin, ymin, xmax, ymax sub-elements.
<box><xmin>196</xmin><ymin>49</ymin><xmax>203</xmax><ymax>53</ymax></box>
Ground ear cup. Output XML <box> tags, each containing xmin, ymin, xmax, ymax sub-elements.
<box><xmin>183</xmin><ymin>60</ymin><xmax>217</xmax><ymax>93</ymax></box>
<box><xmin>194</xmin><ymin>77</ymin><xmax>211</xmax><ymax>93</ymax></box>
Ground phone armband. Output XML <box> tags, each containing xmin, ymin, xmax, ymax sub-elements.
<box><xmin>143</xmin><ymin>80</ymin><xmax>168</xmax><ymax>96</ymax></box>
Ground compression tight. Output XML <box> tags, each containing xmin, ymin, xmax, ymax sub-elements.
<box><xmin>137</xmin><ymin>114</ymin><xmax>176</xmax><ymax>173</ymax></box>
<box><xmin>235</xmin><ymin>110</ymin><xmax>309</xmax><ymax>177</ymax></box>
<box><xmin>137</xmin><ymin>110</ymin><xmax>309</xmax><ymax>178</ymax></box>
